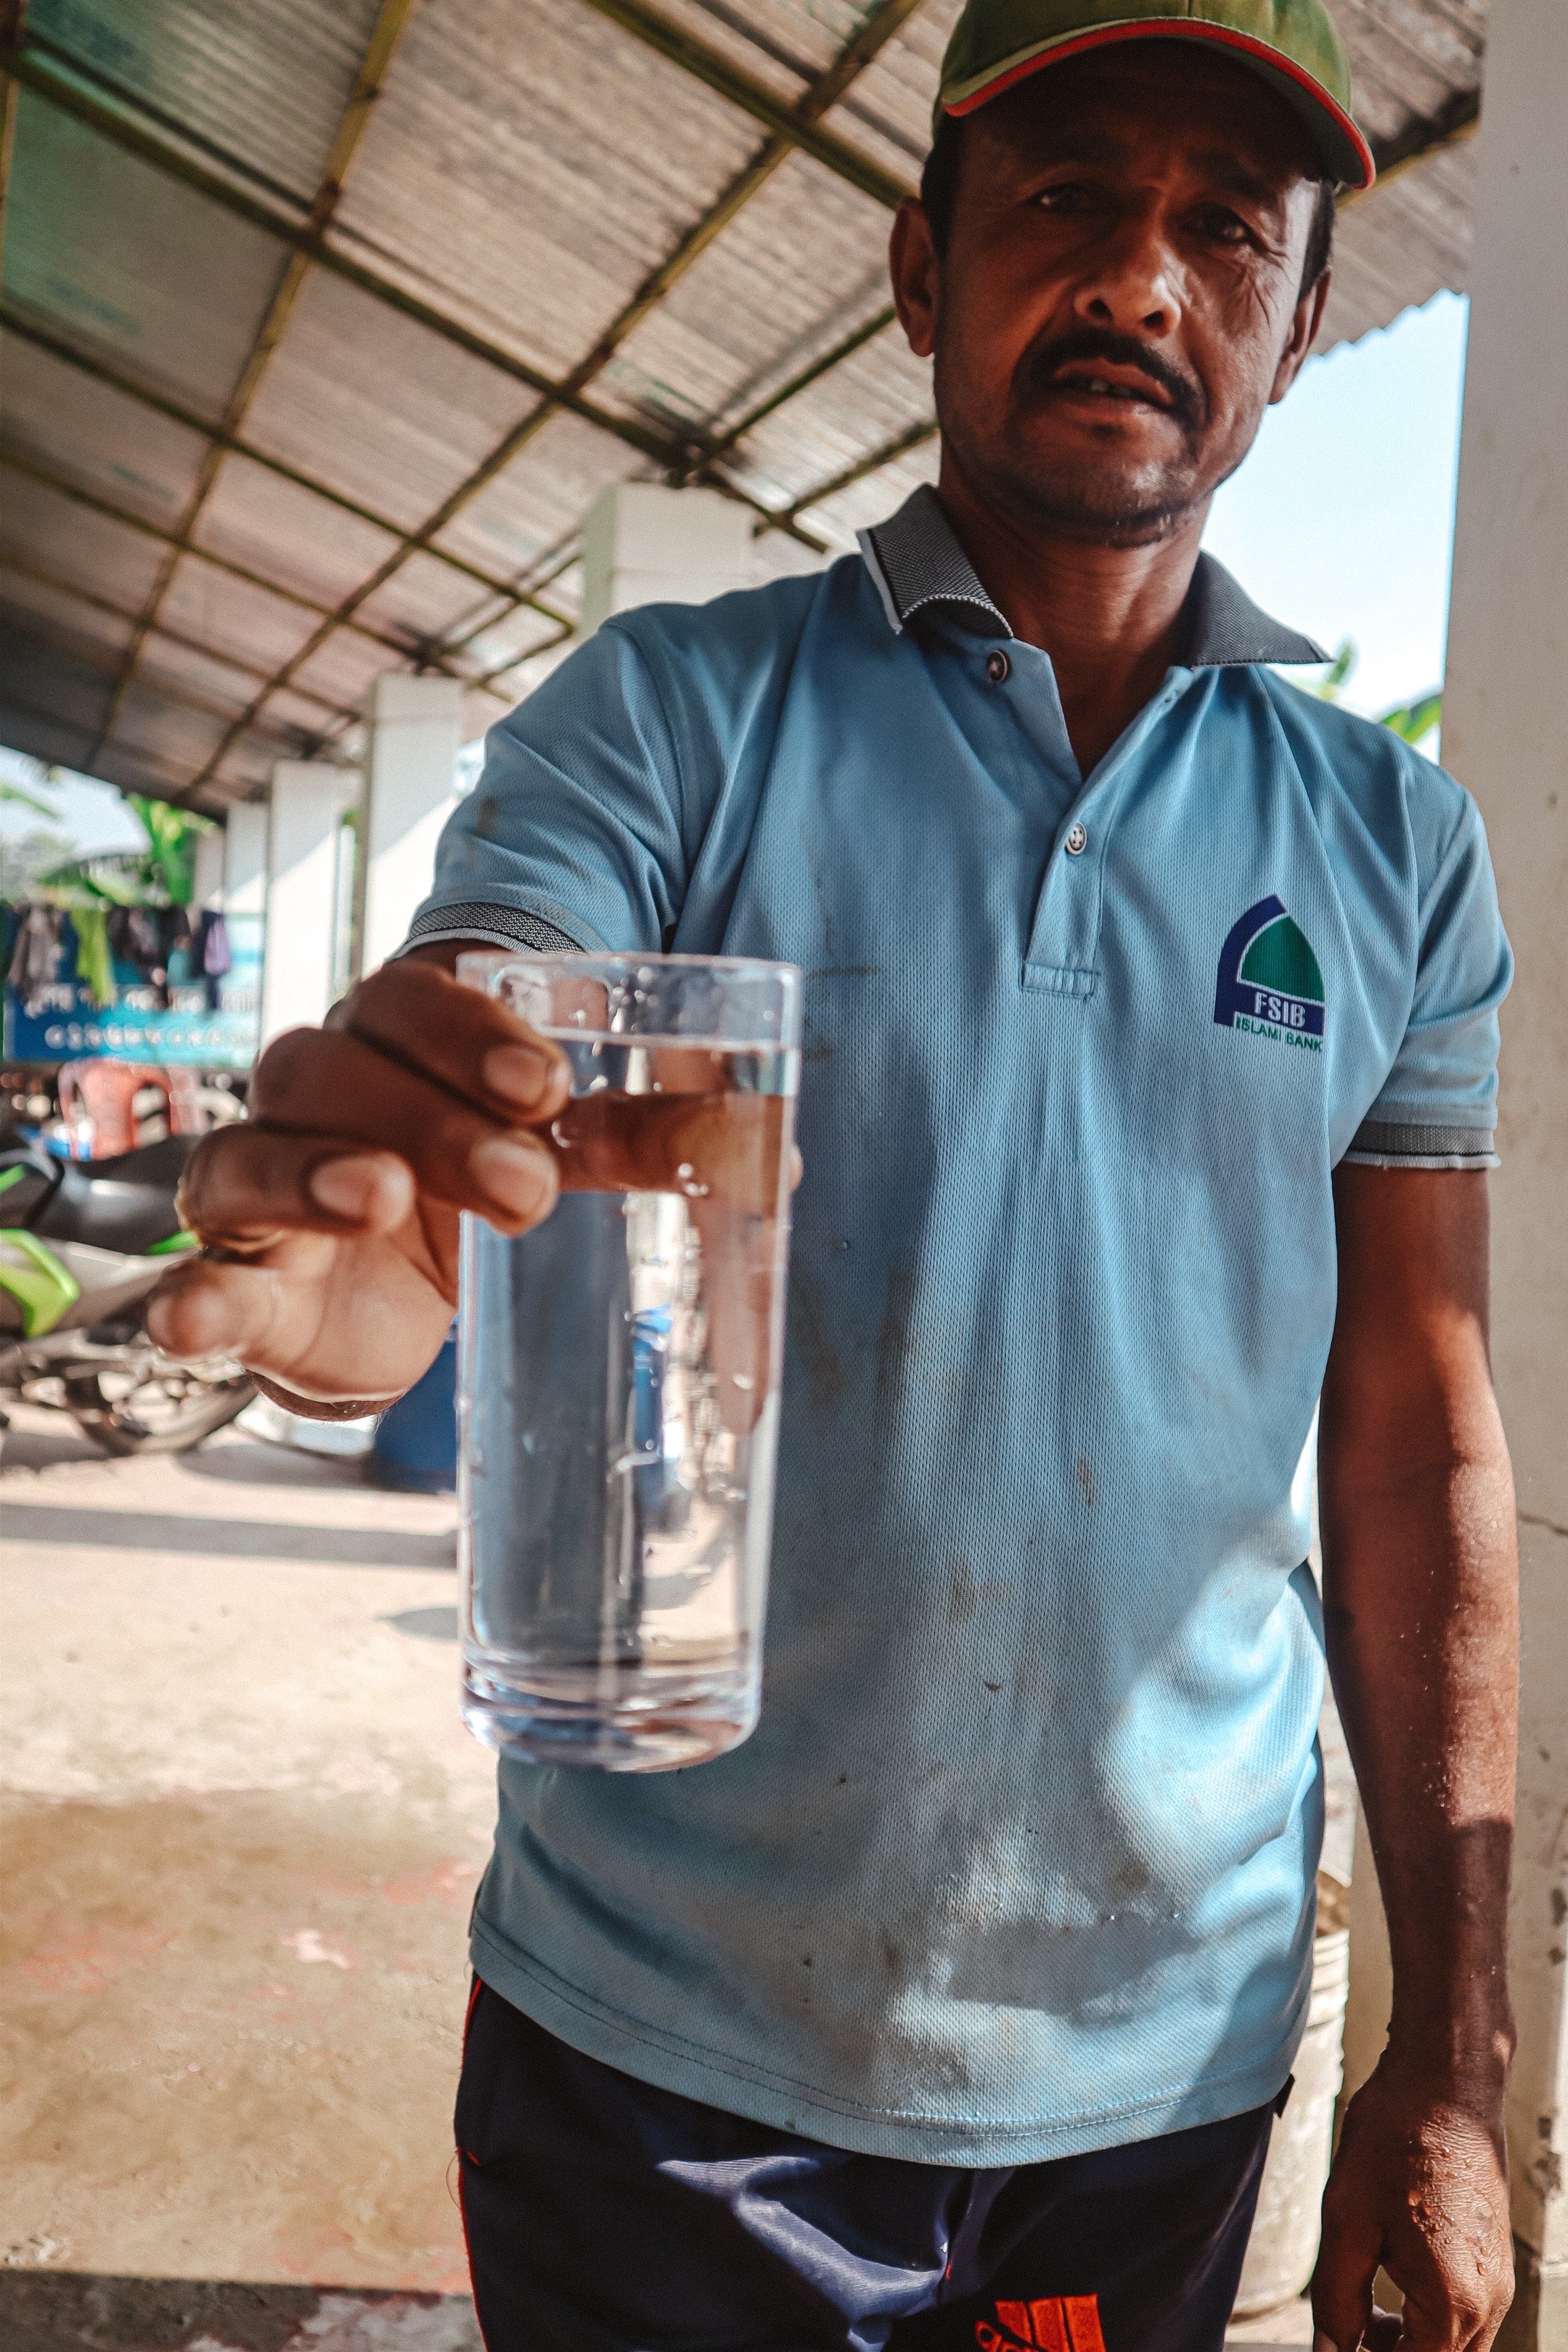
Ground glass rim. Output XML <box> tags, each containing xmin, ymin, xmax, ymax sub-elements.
<box><xmin>457</xmin><ymin>949</ymin><xmax>801</xmax><ymax>984</ymax></box>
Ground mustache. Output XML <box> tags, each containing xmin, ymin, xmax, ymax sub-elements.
<box><xmin>1015</xmin><ymin>328</ymin><xmax>1206</xmax><ymax>433</ymax></box>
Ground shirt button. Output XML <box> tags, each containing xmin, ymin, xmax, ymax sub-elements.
<box><xmin>985</xmin><ymin>649</ymin><xmax>1010</xmax><ymax>684</ymax></box>
<box><xmin>1064</xmin><ymin>821</ymin><xmax>1089</xmax><ymax>857</ymax></box>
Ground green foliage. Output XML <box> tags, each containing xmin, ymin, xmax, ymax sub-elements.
<box><xmin>1315</xmin><ymin>639</ymin><xmax>1358</xmax><ymax>703</ymax></box>
<box><xmin>0</xmin><ymin>777</ymin><xmax>59</xmax><ymax>821</ymax></box>
<box><xmin>1313</xmin><ymin>639</ymin><xmax>1442</xmax><ymax>748</ymax></box>
<box><xmin>126</xmin><ymin>793</ymin><xmax>213</xmax><ymax>905</ymax></box>
<box><xmin>1377</xmin><ymin>691</ymin><xmax>1444</xmax><ymax>748</ymax></box>
<box><xmin>37</xmin><ymin>792</ymin><xmax>213</xmax><ymax>906</ymax></box>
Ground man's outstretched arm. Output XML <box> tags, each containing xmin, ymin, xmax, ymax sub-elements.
<box><xmin>1314</xmin><ymin>1164</ymin><xmax>1518</xmax><ymax>2352</ymax></box>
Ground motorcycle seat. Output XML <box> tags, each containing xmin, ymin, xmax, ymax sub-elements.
<box><xmin>33</xmin><ymin>1134</ymin><xmax>197</xmax><ymax>1257</ymax></box>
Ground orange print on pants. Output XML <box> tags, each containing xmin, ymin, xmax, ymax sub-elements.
<box><xmin>975</xmin><ymin>2294</ymin><xmax>1108</xmax><ymax>2352</ymax></box>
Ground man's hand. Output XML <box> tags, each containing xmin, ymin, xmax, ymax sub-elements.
<box><xmin>1314</xmin><ymin>2055</ymin><xmax>1513</xmax><ymax>2351</ymax></box>
<box><xmin>1312</xmin><ymin>1164</ymin><xmax>1518</xmax><ymax>2351</ymax></box>
<box><xmin>146</xmin><ymin>955</ymin><xmax>572</xmax><ymax>1405</ymax></box>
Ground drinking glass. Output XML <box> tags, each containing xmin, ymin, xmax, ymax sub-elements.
<box><xmin>457</xmin><ymin>952</ymin><xmax>801</xmax><ymax>1770</ymax></box>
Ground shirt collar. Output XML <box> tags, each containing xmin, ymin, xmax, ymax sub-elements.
<box><xmin>857</xmin><ymin>484</ymin><xmax>1326</xmax><ymax>669</ymax></box>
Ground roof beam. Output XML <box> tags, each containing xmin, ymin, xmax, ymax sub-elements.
<box><xmin>569</xmin><ymin>0</ymin><xmax>910</xmax><ymax>209</ymax></box>
<box><xmin>1353</xmin><ymin>86</ymin><xmax>1482</xmax><ymax>200</ymax></box>
<box><xmin>434</xmin><ymin>534</ymin><xmax>588</xmax><ymax>661</ymax></box>
<box><xmin>0</xmin><ymin>444</ymin><xmax>506</xmax><ymax>689</ymax></box>
<box><xmin>1</xmin><ymin>17</ymin><xmax>931</xmax><ymax>641</ymax></box>
<box><xmin>184</xmin><ymin>0</ymin><xmax>925</xmax><ymax>799</ymax></box>
<box><xmin>0</xmin><ymin>43</ymin><xmax>708</xmax><ymax>467</ymax></box>
<box><xmin>88</xmin><ymin>0</ymin><xmax>422</xmax><ymax>772</ymax></box>
<box><xmin>0</xmin><ymin>2</ymin><xmax>26</xmax><ymax>279</ymax></box>
<box><xmin>0</xmin><ymin>605</ymin><xmax>320</xmax><ymax>742</ymax></box>
<box><xmin>678</xmin><ymin>302</ymin><xmax>898</xmax><ymax>485</ymax></box>
<box><xmin>773</xmin><ymin>414</ymin><xmax>939</xmax><ymax>529</ymax></box>
<box><xmin>0</xmin><ymin>35</ymin><xmax>833</xmax><ymax>579</ymax></box>
<box><xmin>0</xmin><ymin>550</ymin><xmax>361</xmax><ymax>724</ymax></box>
<box><xmin>0</xmin><ymin>305</ymin><xmax>572</xmax><ymax>628</ymax></box>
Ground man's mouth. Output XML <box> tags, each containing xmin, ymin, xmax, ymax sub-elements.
<box><xmin>1016</xmin><ymin>331</ymin><xmax>1204</xmax><ymax>433</ymax></box>
<box><xmin>1049</xmin><ymin>362</ymin><xmax>1175</xmax><ymax>412</ymax></box>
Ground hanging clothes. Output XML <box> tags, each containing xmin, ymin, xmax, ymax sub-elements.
<box><xmin>197</xmin><ymin>908</ymin><xmax>232</xmax><ymax>1010</ymax></box>
<box><xmin>7</xmin><ymin>902</ymin><xmax>65</xmax><ymax>1015</ymax></box>
<box><xmin>159</xmin><ymin>904</ymin><xmax>195</xmax><ymax>1004</ymax></box>
<box><xmin>73</xmin><ymin>905</ymin><xmax>116</xmax><ymax>1008</ymax></box>
<box><xmin>108</xmin><ymin>905</ymin><xmax>166</xmax><ymax>998</ymax></box>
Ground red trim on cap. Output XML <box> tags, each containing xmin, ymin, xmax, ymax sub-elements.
<box><xmin>944</xmin><ymin>18</ymin><xmax>1376</xmax><ymax>189</ymax></box>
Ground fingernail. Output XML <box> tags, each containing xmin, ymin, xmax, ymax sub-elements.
<box><xmin>483</xmin><ymin>1043</ymin><xmax>555</xmax><ymax>1108</ymax></box>
<box><xmin>308</xmin><ymin>1154</ymin><xmax>384</xmax><ymax>1219</ymax></box>
<box><xmin>470</xmin><ymin>1135</ymin><xmax>552</xmax><ymax>1217</ymax></box>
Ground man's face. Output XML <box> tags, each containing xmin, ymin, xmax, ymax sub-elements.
<box><xmin>892</xmin><ymin>46</ymin><xmax>1329</xmax><ymax>545</ymax></box>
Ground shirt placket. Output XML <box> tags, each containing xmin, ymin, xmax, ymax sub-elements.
<box><xmin>1009</xmin><ymin>665</ymin><xmax>1191</xmax><ymax>997</ymax></box>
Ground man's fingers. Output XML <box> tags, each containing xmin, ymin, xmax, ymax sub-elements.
<box><xmin>552</xmin><ymin>1088</ymin><xmax>789</xmax><ymax>1215</ymax></box>
<box><xmin>179</xmin><ymin>1126</ymin><xmax>417</xmax><ymax>1245</ymax></box>
<box><xmin>1314</xmin><ymin>2195</ymin><xmax>1386</xmax><ymax>2352</ymax></box>
<box><xmin>332</xmin><ymin>957</ymin><xmax>572</xmax><ymax>1124</ymax></box>
<box><xmin>146</xmin><ymin>1249</ymin><xmax>317</xmax><ymax>1364</ymax></box>
<box><xmin>247</xmin><ymin>1027</ymin><xmax>560</xmax><ymax>1228</ymax></box>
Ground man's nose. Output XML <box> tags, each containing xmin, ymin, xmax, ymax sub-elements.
<box><xmin>1071</xmin><ymin>215</ymin><xmax>1183</xmax><ymax>339</ymax></box>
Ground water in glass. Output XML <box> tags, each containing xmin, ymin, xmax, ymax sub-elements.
<box><xmin>458</xmin><ymin>955</ymin><xmax>800</xmax><ymax>1771</ymax></box>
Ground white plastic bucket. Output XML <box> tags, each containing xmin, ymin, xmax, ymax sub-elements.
<box><xmin>1233</xmin><ymin>1898</ymin><xmax>1352</xmax><ymax>2319</ymax></box>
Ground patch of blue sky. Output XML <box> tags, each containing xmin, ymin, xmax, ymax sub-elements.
<box><xmin>1204</xmin><ymin>290</ymin><xmax>1469</xmax><ymax>730</ymax></box>
<box><xmin>0</xmin><ymin>745</ymin><xmax>146</xmax><ymax>856</ymax></box>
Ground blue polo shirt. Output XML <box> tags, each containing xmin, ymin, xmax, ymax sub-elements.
<box><xmin>410</xmin><ymin>487</ymin><xmax>1511</xmax><ymax>2165</ymax></box>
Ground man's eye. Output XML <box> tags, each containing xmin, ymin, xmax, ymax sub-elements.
<box><xmin>1192</xmin><ymin>206</ymin><xmax>1252</xmax><ymax>244</ymax></box>
<box><xmin>1037</xmin><ymin>181</ymin><xmax>1102</xmax><ymax>214</ymax></box>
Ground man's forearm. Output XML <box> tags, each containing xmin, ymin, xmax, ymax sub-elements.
<box><xmin>1320</xmin><ymin>1442</ymin><xmax>1517</xmax><ymax>2078</ymax></box>
<box><xmin>1318</xmin><ymin>1164</ymin><xmax>1519</xmax><ymax>2085</ymax></box>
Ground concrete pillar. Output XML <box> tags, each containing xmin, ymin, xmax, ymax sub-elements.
<box><xmin>1440</xmin><ymin>4</ymin><xmax>1568</xmax><ymax>2339</ymax></box>
<box><xmin>221</xmin><ymin>801</ymin><xmax>268</xmax><ymax>921</ymax></box>
<box><xmin>261</xmin><ymin>761</ymin><xmax>353</xmax><ymax>1045</ymax></box>
<box><xmin>191</xmin><ymin>824</ymin><xmax>224</xmax><ymax>910</ymax></box>
<box><xmin>354</xmin><ymin>675</ymin><xmax>463</xmax><ymax>979</ymax></box>
<box><xmin>580</xmin><ymin>483</ymin><xmax>821</xmax><ymax>633</ymax></box>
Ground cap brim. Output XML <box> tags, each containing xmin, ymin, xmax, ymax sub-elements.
<box><xmin>942</xmin><ymin>18</ymin><xmax>1376</xmax><ymax>191</ymax></box>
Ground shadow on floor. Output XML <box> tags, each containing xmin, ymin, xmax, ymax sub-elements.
<box><xmin>0</xmin><ymin>2274</ymin><xmax>481</xmax><ymax>2351</ymax></box>
<box><xmin>0</xmin><ymin>1502</ymin><xmax>454</xmax><ymax>1571</ymax></box>
<box><xmin>0</xmin><ymin>1424</ymin><xmax>105</xmax><ymax>1475</ymax></box>
<box><xmin>383</xmin><ymin>1606</ymin><xmax>460</xmax><ymax>1641</ymax></box>
<box><xmin>181</xmin><ymin>1439</ymin><xmax>377</xmax><ymax>1492</ymax></box>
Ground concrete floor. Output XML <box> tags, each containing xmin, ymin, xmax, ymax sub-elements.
<box><xmin>0</xmin><ymin>1400</ymin><xmax>1345</xmax><ymax>2349</ymax></box>
<box><xmin>0</xmin><ymin>1403</ymin><xmax>487</xmax><ymax>2350</ymax></box>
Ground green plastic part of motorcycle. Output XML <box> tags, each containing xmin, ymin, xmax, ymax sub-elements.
<box><xmin>147</xmin><ymin>1230</ymin><xmax>200</xmax><ymax>1256</ymax></box>
<box><xmin>0</xmin><ymin>1165</ymin><xmax>26</xmax><ymax>1196</ymax></box>
<box><xmin>0</xmin><ymin>1228</ymin><xmax>82</xmax><ymax>1339</ymax></box>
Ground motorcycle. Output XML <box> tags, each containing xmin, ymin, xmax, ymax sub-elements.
<box><xmin>0</xmin><ymin>1132</ymin><xmax>256</xmax><ymax>1455</ymax></box>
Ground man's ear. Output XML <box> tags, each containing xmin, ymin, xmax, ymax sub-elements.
<box><xmin>890</xmin><ymin>196</ymin><xmax>940</xmax><ymax>361</ymax></box>
<box><xmin>1270</xmin><ymin>266</ymin><xmax>1332</xmax><ymax>407</ymax></box>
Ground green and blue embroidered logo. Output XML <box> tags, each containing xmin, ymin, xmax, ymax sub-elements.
<box><xmin>1214</xmin><ymin>896</ymin><xmax>1325</xmax><ymax>1051</ymax></box>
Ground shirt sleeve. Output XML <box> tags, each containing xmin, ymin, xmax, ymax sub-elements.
<box><xmin>1342</xmin><ymin>780</ymin><xmax>1514</xmax><ymax>1169</ymax></box>
<box><xmin>403</xmin><ymin>620</ymin><xmax>692</xmax><ymax>961</ymax></box>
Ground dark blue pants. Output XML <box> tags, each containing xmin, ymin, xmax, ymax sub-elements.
<box><xmin>455</xmin><ymin>1980</ymin><xmax>1277</xmax><ymax>2352</ymax></box>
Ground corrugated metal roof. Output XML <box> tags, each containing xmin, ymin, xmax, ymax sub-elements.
<box><xmin>0</xmin><ymin>0</ymin><xmax>1488</xmax><ymax>809</ymax></box>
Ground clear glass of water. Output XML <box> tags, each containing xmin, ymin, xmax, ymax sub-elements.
<box><xmin>457</xmin><ymin>952</ymin><xmax>801</xmax><ymax>1771</ymax></box>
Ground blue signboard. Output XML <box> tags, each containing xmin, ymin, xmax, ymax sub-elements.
<box><xmin>3</xmin><ymin>913</ymin><xmax>263</xmax><ymax>1069</ymax></box>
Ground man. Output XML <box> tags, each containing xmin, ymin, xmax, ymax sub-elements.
<box><xmin>150</xmin><ymin>3</ymin><xmax>1520</xmax><ymax>2345</ymax></box>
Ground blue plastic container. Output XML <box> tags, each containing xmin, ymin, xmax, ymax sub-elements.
<box><xmin>372</xmin><ymin>1330</ymin><xmax>457</xmax><ymax>1493</ymax></box>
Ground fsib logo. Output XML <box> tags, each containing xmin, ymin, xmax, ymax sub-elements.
<box><xmin>1214</xmin><ymin>895</ymin><xmax>1325</xmax><ymax>1050</ymax></box>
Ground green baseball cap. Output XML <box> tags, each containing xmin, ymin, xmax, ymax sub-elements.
<box><xmin>936</xmin><ymin>0</ymin><xmax>1376</xmax><ymax>190</ymax></box>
